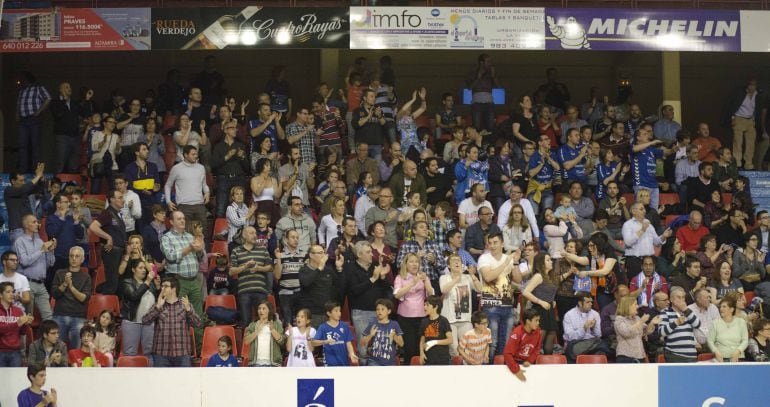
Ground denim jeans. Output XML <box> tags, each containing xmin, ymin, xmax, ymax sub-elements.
<box><xmin>26</xmin><ymin>281</ymin><xmax>53</xmax><ymax>321</ymax></box>
<box><xmin>55</xmin><ymin>134</ymin><xmax>81</xmax><ymax>173</ymax></box>
<box><xmin>0</xmin><ymin>351</ymin><xmax>22</xmax><ymax>367</ymax></box>
<box><xmin>633</xmin><ymin>186</ymin><xmax>660</xmax><ymax>210</ymax></box>
<box><xmin>484</xmin><ymin>306</ymin><xmax>515</xmax><ymax>363</ymax></box>
<box><xmin>53</xmin><ymin>315</ymin><xmax>85</xmax><ymax>349</ymax></box>
<box><xmin>238</xmin><ymin>291</ymin><xmax>267</xmax><ymax>326</ymax></box>
<box><xmin>278</xmin><ymin>291</ymin><xmax>301</xmax><ymax>327</ymax></box>
<box><xmin>153</xmin><ymin>354</ymin><xmax>192</xmax><ymax>367</ymax></box>
<box><xmin>350</xmin><ymin>309</ymin><xmax>377</xmax><ymax>362</ymax></box>
<box><xmin>18</xmin><ymin>116</ymin><xmax>42</xmax><ymax>173</ymax></box>
<box><xmin>471</xmin><ymin>102</ymin><xmax>495</xmax><ymax>133</ymax></box>
<box><xmin>368</xmin><ymin>144</ymin><xmax>383</xmax><ymax>163</ymax></box>
<box><xmin>528</xmin><ymin>189</ymin><xmax>554</xmax><ymax>216</ymax></box>
<box><xmin>121</xmin><ymin>320</ymin><xmax>155</xmax><ymax>356</ymax></box>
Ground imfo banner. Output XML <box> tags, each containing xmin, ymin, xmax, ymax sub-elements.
<box><xmin>150</xmin><ymin>7</ymin><xmax>349</xmax><ymax>50</ymax></box>
<box><xmin>349</xmin><ymin>7</ymin><xmax>544</xmax><ymax>50</ymax></box>
<box><xmin>0</xmin><ymin>8</ymin><xmax>150</xmax><ymax>52</ymax></box>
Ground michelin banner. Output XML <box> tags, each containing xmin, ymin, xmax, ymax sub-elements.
<box><xmin>544</xmin><ymin>8</ymin><xmax>741</xmax><ymax>52</ymax></box>
<box><xmin>349</xmin><ymin>7</ymin><xmax>545</xmax><ymax>50</ymax></box>
<box><xmin>151</xmin><ymin>7</ymin><xmax>349</xmax><ymax>49</ymax></box>
<box><xmin>0</xmin><ymin>8</ymin><xmax>151</xmax><ymax>52</ymax></box>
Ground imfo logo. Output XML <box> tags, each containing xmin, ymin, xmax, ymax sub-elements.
<box><xmin>354</xmin><ymin>9</ymin><xmax>422</xmax><ymax>28</ymax></box>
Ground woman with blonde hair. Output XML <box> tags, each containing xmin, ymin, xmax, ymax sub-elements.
<box><xmin>393</xmin><ymin>252</ymin><xmax>435</xmax><ymax>364</ymax></box>
<box><xmin>502</xmin><ymin>203</ymin><xmax>533</xmax><ymax>253</ymax></box>
<box><xmin>614</xmin><ymin>296</ymin><xmax>660</xmax><ymax>363</ymax></box>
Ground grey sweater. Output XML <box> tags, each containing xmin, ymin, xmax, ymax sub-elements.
<box><xmin>164</xmin><ymin>161</ymin><xmax>209</xmax><ymax>205</ymax></box>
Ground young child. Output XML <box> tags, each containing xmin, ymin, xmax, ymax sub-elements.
<box><xmin>286</xmin><ymin>308</ymin><xmax>317</xmax><ymax>367</ymax></box>
<box><xmin>354</xmin><ymin>171</ymin><xmax>373</xmax><ymax>201</ymax></box>
<box><xmin>361</xmin><ymin>299</ymin><xmax>404</xmax><ymax>366</ymax></box>
<box><xmin>458</xmin><ymin>311</ymin><xmax>492</xmax><ymax>365</ymax></box>
<box><xmin>207</xmin><ymin>255</ymin><xmax>234</xmax><ymax>295</ymax></box>
<box><xmin>440</xmin><ymin>254</ymin><xmax>482</xmax><ymax>357</ymax></box>
<box><xmin>503</xmin><ymin>308</ymin><xmax>542</xmax><ymax>382</ymax></box>
<box><xmin>93</xmin><ymin>310</ymin><xmax>117</xmax><ymax>367</ymax></box>
<box><xmin>553</xmin><ymin>195</ymin><xmax>578</xmax><ymax>221</ymax></box>
<box><xmin>419</xmin><ymin>295</ymin><xmax>453</xmax><ymax>365</ymax></box>
<box><xmin>17</xmin><ymin>364</ymin><xmax>57</xmax><ymax>407</ymax></box>
<box><xmin>312</xmin><ymin>301</ymin><xmax>359</xmax><ymax>366</ymax></box>
<box><xmin>206</xmin><ymin>336</ymin><xmax>238</xmax><ymax>367</ymax></box>
<box><xmin>244</xmin><ymin>300</ymin><xmax>286</xmax><ymax>367</ymax></box>
<box><xmin>68</xmin><ymin>325</ymin><xmax>108</xmax><ymax>367</ymax></box>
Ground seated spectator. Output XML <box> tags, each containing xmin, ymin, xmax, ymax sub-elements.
<box><xmin>725</xmin><ymin>291</ymin><xmax>760</xmax><ymax>329</ymax></box>
<box><xmin>704</xmin><ymin>190</ymin><xmax>729</xmax><ymax>229</ymax></box>
<box><xmin>17</xmin><ymin>364</ymin><xmax>57</xmax><ymax>407</ymax></box>
<box><xmin>50</xmin><ymin>247</ymin><xmax>91</xmax><ymax>349</ymax></box>
<box><xmin>122</xmin><ymin>258</ymin><xmax>160</xmax><ymax>358</ymax></box>
<box><xmin>685</xmin><ymin>162</ymin><xmax>720</xmax><ymax>211</ymax></box>
<box><xmin>0</xmin><ymin>282</ymin><xmax>34</xmax><ymax>367</ymax></box>
<box><xmin>615</xmin><ymin>295</ymin><xmax>660</xmax><ymax>363</ymax></box>
<box><xmin>142</xmin><ymin>277</ymin><xmax>202</xmax><ymax>367</ymax></box>
<box><xmin>563</xmin><ymin>292</ymin><xmax>609</xmax><ymax>362</ymax></box>
<box><xmin>501</xmin><ymin>203</ymin><xmax>533</xmax><ymax>254</ymax></box>
<box><xmin>28</xmin><ymin>320</ymin><xmax>68</xmax><ymax>367</ymax></box>
<box><xmin>504</xmin><ymin>308</ymin><xmax>542</xmax><ymax>381</ymax></box>
<box><xmin>747</xmin><ymin>318</ymin><xmax>770</xmax><ymax>362</ymax></box>
<box><xmin>712</xmin><ymin>147</ymin><xmax>739</xmax><ymax>191</ymax></box>
<box><xmin>671</xmin><ymin>256</ymin><xmax>708</xmax><ymax>305</ymax></box>
<box><xmin>692</xmin><ymin>123</ymin><xmax>720</xmax><ymax>163</ymax></box>
<box><xmin>707</xmin><ymin>296</ymin><xmax>749</xmax><ymax>362</ymax></box>
<box><xmin>732</xmin><ymin>233</ymin><xmax>766</xmax><ymax>292</ymax></box>
<box><xmin>465</xmin><ymin>207</ymin><xmax>502</xmax><ymax>261</ymax></box>
<box><xmin>688</xmin><ymin>288</ymin><xmax>720</xmax><ymax>350</ymax></box>
<box><xmin>597</xmin><ymin>181</ymin><xmax>629</xmax><ymax>239</ymax></box>
<box><xmin>629</xmin><ymin>255</ymin><xmax>669</xmax><ymax>311</ymax></box>
<box><xmin>522</xmin><ymin>253</ymin><xmax>559</xmax><ymax>355</ymax></box>
<box><xmin>708</xmin><ymin>261</ymin><xmax>744</xmax><ymax>304</ymax></box>
<box><xmin>243</xmin><ymin>300</ymin><xmax>286</xmax><ymax>367</ymax></box>
<box><xmin>207</xmin><ymin>255</ymin><xmax>233</xmax><ymax>295</ymax></box>
<box><xmin>68</xmin><ymin>325</ymin><xmax>108</xmax><ymax>367</ymax></box>
<box><xmin>715</xmin><ymin>209</ymin><xmax>748</xmax><ymax>248</ymax></box>
<box><xmin>346</xmin><ymin>143</ymin><xmax>380</xmax><ymax>191</ymax></box>
<box><xmin>696</xmin><ymin>235</ymin><xmax>732</xmax><ymax>280</ymax></box>
<box><xmin>93</xmin><ymin>310</ymin><xmax>117</xmax><ymax>366</ymax></box>
<box><xmin>658</xmin><ymin>286</ymin><xmax>701</xmax><ymax>363</ymax></box>
<box><xmin>206</xmin><ymin>336</ymin><xmax>238</xmax><ymax>367</ymax></box>
<box><xmin>599</xmin><ymin>284</ymin><xmax>631</xmax><ymax>344</ymax></box>
<box><xmin>674</xmin><ymin>143</ymin><xmax>700</xmax><ymax>186</ymax></box>
<box><xmin>675</xmin><ymin>211</ymin><xmax>710</xmax><ymax>255</ymax></box>
<box><xmin>497</xmin><ymin>184</ymin><xmax>540</xmax><ymax>243</ymax></box>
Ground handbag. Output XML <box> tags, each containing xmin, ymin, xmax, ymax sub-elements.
<box><xmin>90</xmin><ymin>134</ymin><xmax>114</xmax><ymax>177</ymax></box>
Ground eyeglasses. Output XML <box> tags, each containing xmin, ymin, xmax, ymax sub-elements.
<box><xmin>512</xmin><ymin>211</ymin><xmax>523</xmax><ymax>214</ymax></box>
<box><xmin>309</xmin><ymin>251</ymin><xmax>325</xmax><ymax>255</ymax></box>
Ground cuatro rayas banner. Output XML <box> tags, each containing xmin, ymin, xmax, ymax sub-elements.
<box><xmin>150</xmin><ymin>7</ymin><xmax>349</xmax><ymax>49</ymax></box>
<box><xmin>544</xmin><ymin>8</ymin><xmax>741</xmax><ymax>52</ymax></box>
<box><xmin>0</xmin><ymin>8</ymin><xmax>151</xmax><ymax>52</ymax></box>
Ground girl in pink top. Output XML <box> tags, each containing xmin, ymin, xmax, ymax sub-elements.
<box><xmin>394</xmin><ymin>253</ymin><xmax>435</xmax><ymax>364</ymax></box>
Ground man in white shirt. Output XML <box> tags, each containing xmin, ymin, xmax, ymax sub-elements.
<box><xmin>687</xmin><ymin>288</ymin><xmax>720</xmax><ymax>348</ymax></box>
<box><xmin>112</xmin><ymin>175</ymin><xmax>142</xmax><ymax>234</ymax></box>
<box><xmin>0</xmin><ymin>250</ymin><xmax>31</xmax><ymax>309</ymax></box>
<box><xmin>496</xmin><ymin>184</ymin><xmax>539</xmax><ymax>240</ymax></box>
<box><xmin>563</xmin><ymin>292</ymin><xmax>610</xmax><ymax>362</ymax></box>
<box><xmin>458</xmin><ymin>183</ymin><xmax>493</xmax><ymax>230</ymax></box>
<box><xmin>622</xmin><ymin>202</ymin><xmax>672</xmax><ymax>279</ymax></box>
<box><xmin>355</xmin><ymin>185</ymin><xmax>380</xmax><ymax>236</ymax></box>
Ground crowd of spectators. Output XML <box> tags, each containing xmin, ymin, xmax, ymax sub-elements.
<box><xmin>2</xmin><ymin>54</ymin><xmax>770</xmax><ymax>376</ymax></box>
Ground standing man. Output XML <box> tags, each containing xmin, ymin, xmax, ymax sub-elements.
<box><xmin>45</xmin><ymin>194</ymin><xmax>85</xmax><ymax>289</ymax></box>
<box><xmin>527</xmin><ymin>134</ymin><xmax>561</xmax><ymax>214</ymax></box>
<box><xmin>114</xmin><ymin>175</ymin><xmax>142</xmax><ymax>235</ymax></box>
<box><xmin>249</xmin><ymin>103</ymin><xmax>284</xmax><ymax>155</ymax></box>
<box><xmin>388</xmin><ymin>159</ymin><xmax>427</xmax><ymax>209</ymax></box>
<box><xmin>276</xmin><ymin>196</ymin><xmax>317</xmax><ymax>254</ymax></box>
<box><xmin>658</xmin><ymin>286</ymin><xmax>701</xmax><ymax>363</ymax></box>
<box><xmin>467</xmin><ymin>54</ymin><xmax>499</xmax><ymax>133</ymax></box>
<box><xmin>164</xmin><ymin>145</ymin><xmax>210</xmax><ymax>238</ymax></box>
<box><xmin>50</xmin><ymin>82</ymin><xmax>81</xmax><ymax>173</ymax></box>
<box><xmin>50</xmin><ymin>247</ymin><xmax>90</xmax><ymax>349</ymax></box>
<box><xmin>497</xmin><ymin>184</ymin><xmax>540</xmax><ymax>241</ymax></box>
<box><xmin>477</xmin><ymin>232</ymin><xmax>522</xmax><ymax>363</ymax></box>
<box><xmin>631</xmin><ymin>126</ymin><xmax>672</xmax><ymax>209</ymax></box>
<box><xmin>229</xmin><ymin>226</ymin><xmax>273</xmax><ymax>326</ymax></box>
<box><xmin>210</xmin><ymin>122</ymin><xmax>249</xmax><ymax>218</ymax></box>
<box><xmin>89</xmin><ymin>190</ymin><xmax>127</xmax><ymax>295</ymax></box>
<box><xmin>299</xmin><ymin>244</ymin><xmax>346</xmax><ymax>328</ymax></box>
<box><xmin>622</xmin><ymin>203</ymin><xmax>672</xmax><ymax>281</ymax></box>
<box><xmin>563</xmin><ymin>292</ymin><xmax>609</xmax><ymax>362</ymax></box>
<box><xmin>725</xmin><ymin>78</ymin><xmax>764</xmax><ymax>170</ymax></box>
<box><xmin>161</xmin><ymin>211</ymin><xmax>205</xmax><ymax>351</ymax></box>
<box><xmin>312</xmin><ymin>95</ymin><xmax>345</xmax><ymax>159</ymax></box>
<box><xmin>352</xmin><ymin>89</ymin><xmax>386</xmax><ymax>161</ymax></box>
<box><xmin>274</xmin><ymin>229</ymin><xmax>308</xmax><ymax>327</ymax></box>
<box><xmin>285</xmin><ymin>107</ymin><xmax>318</xmax><ymax>166</ymax></box>
<box><xmin>142</xmin><ymin>277</ymin><xmax>202</xmax><ymax>367</ymax></box>
<box><xmin>5</xmin><ymin>164</ymin><xmax>45</xmax><ymax>245</ymax></box>
<box><xmin>279</xmin><ymin>146</ymin><xmax>314</xmax><ymax>212</ymax></box>
<box><xmin>124</xmin><ymin>142</ymin><xmax>162</xmax><ymax>229</ymax></box>
<box><xmin>14</xmin><ymin>214</ymin><xmax>56</xmax><ymax>321</ymax></box>
<box><xmin>346</xmin><ymin>143</ymin><xmax>380</xmax><ymax>188</ymax></box>
<box><xmin>16</xmin><ymin>71</ymin><xmax>51</xmax><ymax>173</ymax></box>
<box><xmin>558</xmin><ymin>128</ymin><xmax>589</xmax><ymax>189</ymax></box>
<box><xmin>465</xmin><ymin>207</ymin><xmax>502</xmax><ymax>260</ymax></box>
<box><xmin>364</xmin><ymin>187</ymin><xmax>399</xmax><ymax>249</ymax></box>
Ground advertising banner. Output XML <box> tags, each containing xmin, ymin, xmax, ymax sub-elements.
<box><xmin>150</xmin><ymin>7</ymin><xmax>349</xmax><ymax>50</ymax></box>
<box><xmin>740</xmin><ymin>10</ymin><xmax>770</xmax><ymax>52</ymax></box>
<box><xmin>350</xmin><ymin>7</ymin><xmax>544</xmax><ymax>50</ymax></box>
<box><xmin>0</xmin><ymin>8</ymin><xmax>151</xmax><ymax>52</ymax></box>
<box><xmin>544</xmin><ymin>8</ymin><xmax>741</xmax><ymax>52</ymax></box>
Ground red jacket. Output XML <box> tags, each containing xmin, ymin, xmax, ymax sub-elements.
<box><xmin>0</xmin><ymin>303</ymin><xmax>24</xmax><ymax>352</ymax></box>
<box><xmin>503</xmin><ymin>324</ymin><xmax>542</xmax><ymax>373</ymax></box>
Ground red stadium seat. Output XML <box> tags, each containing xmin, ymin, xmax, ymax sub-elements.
<box><xmin>496</xmin><ymin>115</ymin><xmax>510</xmax><ymax>125</ymax></box>
<box><xmin>213</xmin><ymin>218</ymin><xmax>229</xmax><ymax>238</ymax></box>
<box><xmin>211</xmin><ymin>241</ymin><xmax>229</xmax><ymax>257</ymax></box>
<box><xmin>744</xmin><ymin>291</ymin><xmax>755</xmax><ymax>304</ymax></box>
<box><xmin>415</xmin><ymin>115</ymin><xmax>433</xmax><ymax>130</ymax></box>
<box><xmin>56</xmin><ymin>173</ymin><xmax>83</xmax><ymax>186</ymax></box>
<box><xmin>622</xmin><ymin>193</ymin><xmax>635</xmax><ymax>206</ymax></box>
<box><xmin>116</xmin><ymin>355</ymin><xmax>149</xmax><ymax>367</ymax></box>
<box><xmin>576</xmin><ymin>354</ymin><xmax>608</xmax><ymax>364</ymax></box>
<box><xmin>200</xmin><ymin>356</ymin><xmax>210</xmax><ymax>367</ymax></box>
<box><xmin>92</xmin><ymin>265</ymin><xmax>106</xmax><ymax>294</ymax></box>
<box><xmin>86</xmin><ymin>294</ymin><xmax>120</xmax><ymax>320</ymax></box>
<box><xmin>721</xmin><ymin>193</ymin><xmax>732</xmax><ymax>207</ymax></box>
<box><xmin>201</xmin><ymin>325</ymin><xmax>238</xmax><ymax>359</ymax></box>
<box><xmin>204</xmin><ymin>294</ymin><xmax>237</xmax><ymax>311</ymax></box>
<box><xmin>410</xmin><ymin>355</ymin><xmax>421</xmax><ymax>365</ymax></box>
<box><xmin>659</xmin><ymin>193</ymin><xmax>679</xmax><ymax>206</ymax></box>
<box><xmin>536</xmin><ymin>354</ymin><xmax>567</xmax><ymax>364</ymax></box>
<box><xmin>241</xmin><ymin>336</ymin><xmax>251</xmax><ymax>366</ymax></box>
<box><xmin>451</xmin><ymin>355</ymin><xmax>464</xmax><ymax>365</ymax></box>
<box><xmin>657</xmin><ymin>354</ymin><xmax>666</xmax><ymax>363</ymax></box>
<box><xmin>39</xmin><ymin>217</ymin><xmax>49</xmax><ymax>241</ymax></box>
<box><xmin>493</xmin><ymin>355</ymin><xmax>505</xmax><ymax>365</ymax></box>
<box><xmin>697</xmin><ymin>353</ymin><xmax>715</xmax><ymax>362</ymax></box>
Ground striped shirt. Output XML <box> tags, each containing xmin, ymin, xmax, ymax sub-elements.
<box><xmin>313</xmin><ymin>105</ymin><xmax>343</xmax><ymax>147</ymax></box>
<box><xmin>231</xmin><ymin>244</ymin><xmax>272</xmax><ymax>295</ymax></box>
<box><xmin>459</xmin><ymin>327</ymin><xmax>492</xmax><ymax>365</ymax></box>
<box><xmin>278</xmin><ymin>249</ymin><xmax>306</xmax><ymax>293</ymax></box>
<box><xmin>161</xmin><ymin>230</ymin><xmax>200</xmax><ymax>279</ymax></box>
<box><xmin>17</xmin><ymin>84</ymin><xmax>50</xmax><ymax>118</ymax></box>
<box><xmin>658</xmin><ymin>307</ymin><xmax>701</xmax><ymax>359</ymax></box>
<box><xmin>142</xmin><ymin>299</ymin><xmax>202</xmax><ymax>357</ymax></box>
<box><xmin>287</xmin><ymin>121</ymin><xmax>316</xmax><ymax>164</ymax></box>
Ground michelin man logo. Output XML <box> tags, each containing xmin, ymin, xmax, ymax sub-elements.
<box><xmin>547</xmin><ymin>16</ymin><xmax>590</xmax><ymax>49</ymax></box>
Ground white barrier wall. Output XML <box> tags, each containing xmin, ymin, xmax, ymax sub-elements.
<box><xmin>0</xmin><ymin>365</ymin><xmax>658</xmax><ymax>407</ymax></box>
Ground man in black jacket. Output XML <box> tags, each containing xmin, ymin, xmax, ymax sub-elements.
<box><xmin>50</xmin><ymin>82</ymin><xmax>82</xmax><ymax>173</ymax></box>
<box><xmin>298</xmin><ymin>244</ymin><xmax>345</xmax><ymax>329</ymax></box>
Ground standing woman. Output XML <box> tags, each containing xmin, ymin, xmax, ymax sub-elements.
<box><xmin>318</xmin><ymin>197</ymin><xmax>346</xmax><ymax>249</ymax></box>
<box><xmin>510</xmin><ymin>95</ymin><xmax>539</xmax><ymax>159</ymax></box>
<box><xmin>521</xmin><ymin>252</ymin><xmax>559</xmax><ymax>355</ymax></box>
<box><xmin>573</xmin><ymin>233</ymin><xmax>621</xmax><ymax>310</ymax></box>
<box><xmin>225</xmin><ymin>186</ymin><xmax>256</xmax><ymax>246</ymax></box>
<box><xmin>142</xmin><ymin>119</ymin><xmax>166</xmax><ymax>177</ymax></box>
<box><xmin>250</xmin><ymin>157</ymin><xmax>282</xmax><ymax>229</ymax></box>
<box><xmin>488</xmin><ymin>140</ymin><xmax>515</xmax><ymax>212</ymax></box>
<box><xmin>394</xmin><ymin>252</ymin><xmax>435</xmax><ymax>364</ymax></box>
<box><xmin>708</xmin><ymin>296</ymin><xmax>749</xmax><ymax>362</ymax></box>
<box><xmin>614</xmin><ymin>296</ymin><xmax>660</xmax><ymax>363</ymax></box>
<box><xmin>595</xmin><ymin>148</ymin><xmax>628</xmax><ymax>200</ymax></box>
<box><xmin>250</xmin><ymin>134</ymin><xmax>280</xmax><ymax>179</ymax></box>
<box><xmin>90</xmin><ymin>115</ymin><xmax>121</xmax><ymax>194</ymax></box>
<box><xmin>172</xmin><ymin>114</ymin><xmax>203</xmax><ymax>164</ymax></box>
<box><xmin>120</xmin><ymin>258</ymin><xmax>160</xmax><ymax>357</ymax></box>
